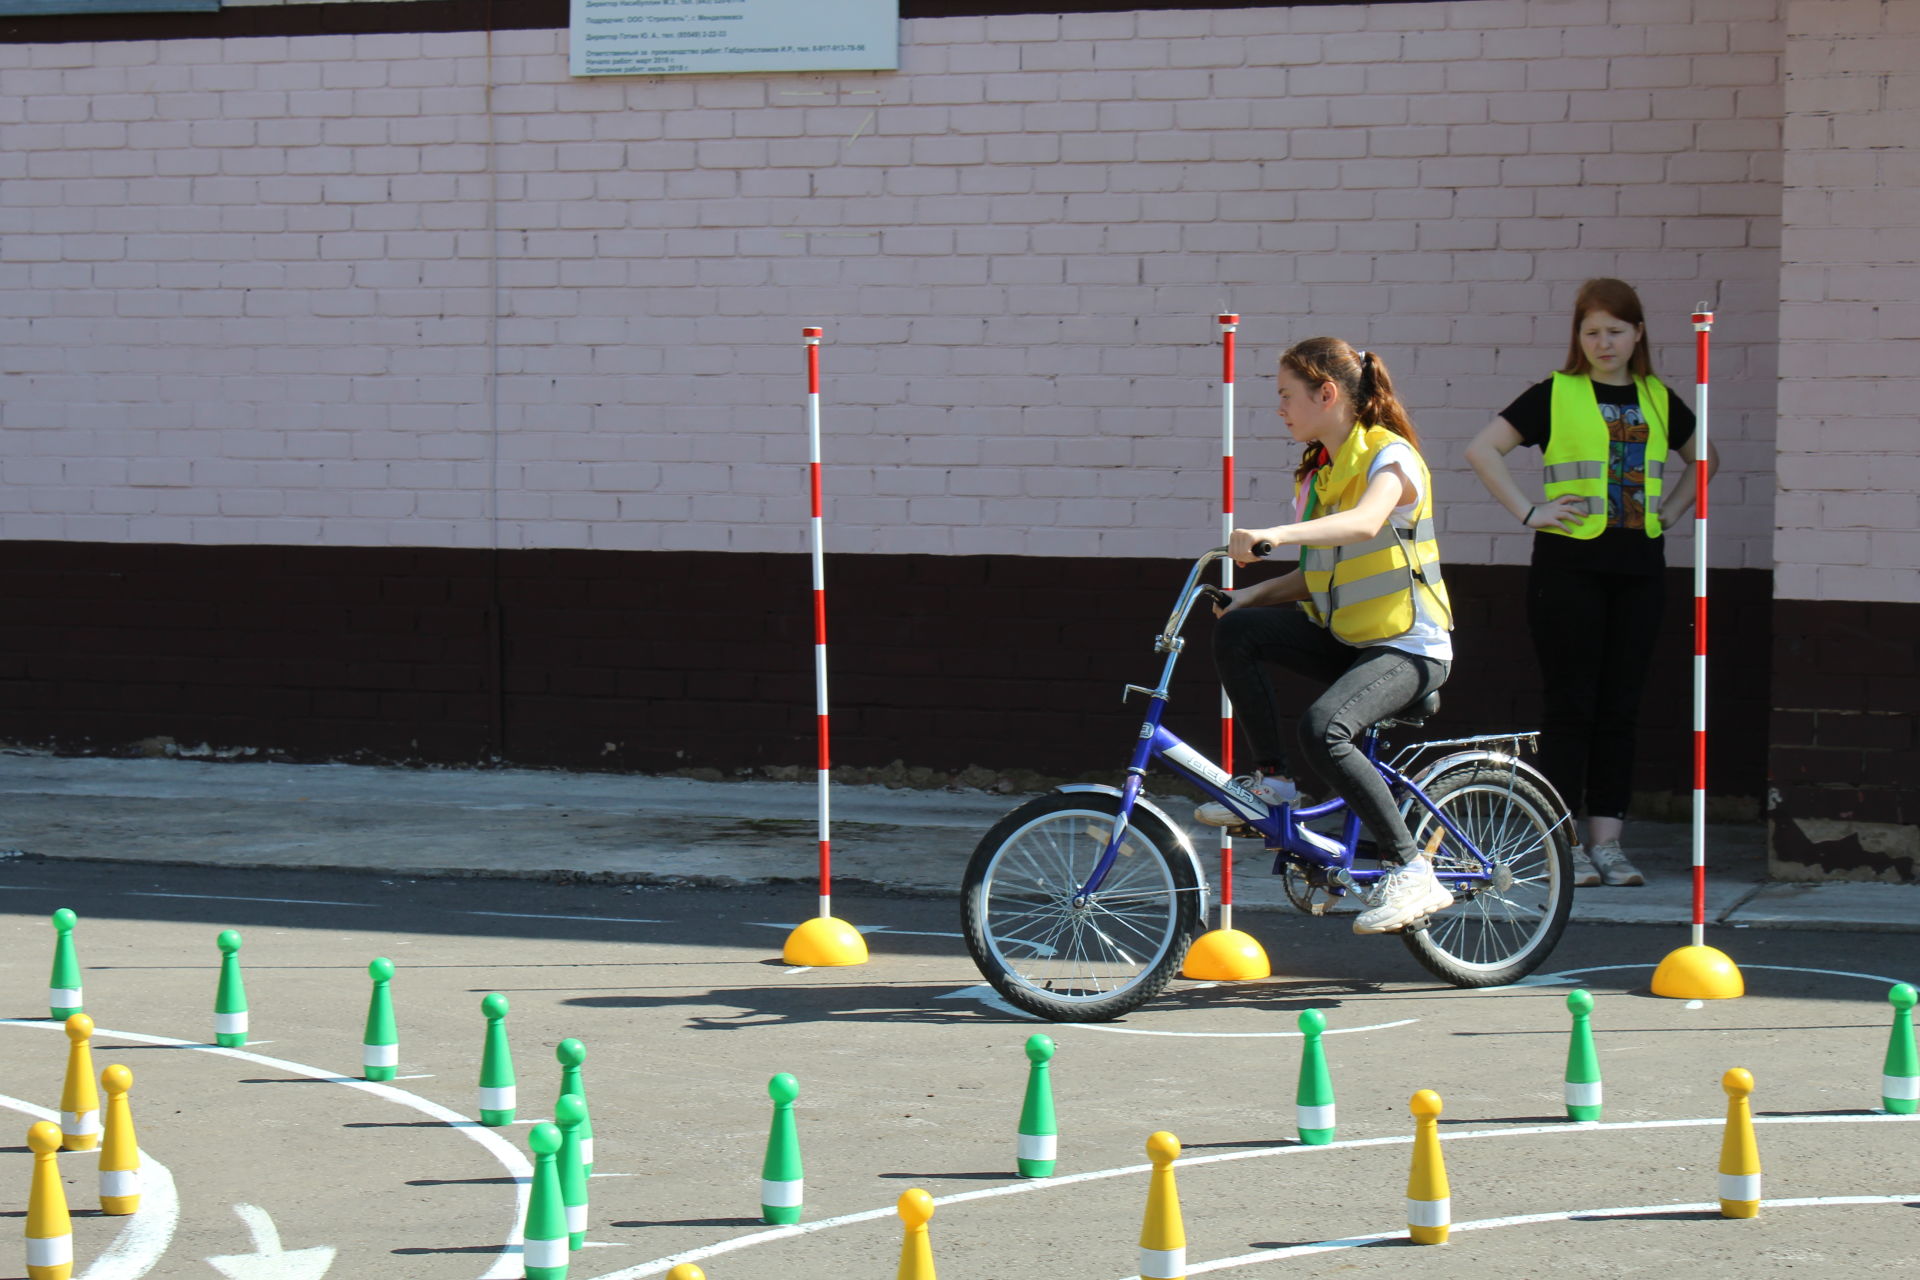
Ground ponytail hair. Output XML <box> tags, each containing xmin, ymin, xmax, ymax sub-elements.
<box><xmin>1282</xmin><ymin>337</ymin><xmax>1421</xmax><ymax>485</ymax></box>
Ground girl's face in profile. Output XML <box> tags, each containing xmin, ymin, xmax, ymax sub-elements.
<box><xmin>1579</xmin><ymin>309</ymin><xmax>1644</xmax><ymax>383</ymax></box>
<box><xmin>1275</xmin><ymin>365</ymin><xmax>1336</xmax><ymax>445</ymax></box>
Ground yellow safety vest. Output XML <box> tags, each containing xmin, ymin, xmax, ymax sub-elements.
<box><xmin>1299</xmin><ymin>424</ymin><xmax>1452</xmax><ymax>646</ymax></box>
<box><xmin>1542</xmin><ymin>372</ymin><xmax>1669</xmax><ymax>539</ymax></box>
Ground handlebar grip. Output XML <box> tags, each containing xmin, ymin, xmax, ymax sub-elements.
<box><xmin>1251</xmin><ymin>539</ymin><xmax>1274</xmax><ymax>558</ymax></box>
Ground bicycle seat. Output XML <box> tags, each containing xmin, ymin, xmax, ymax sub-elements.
<box><xmin>1378</xmin><ymin>690</ymin><xmax>1441</xmax><ymax>728</ymax></box>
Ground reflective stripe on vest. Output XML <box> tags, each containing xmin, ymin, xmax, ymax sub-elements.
<box><xmin>1299</xmin><ymin>424</ymin><xmax>1452</xmax><ymax>645</ymax></box>
<box><xmin>1543</xmin><ymin>372</ymin><xmax>1668</xmax><ymax>539</ymax></box>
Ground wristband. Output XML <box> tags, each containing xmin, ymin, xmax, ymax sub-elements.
<box><xmin>1523</xmin><ymin>505</ymin><xmax>1536</xmax><ymax>528</ymax></box>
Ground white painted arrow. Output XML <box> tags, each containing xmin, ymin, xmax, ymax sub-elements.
<box><xmin>204</xmin><ymin>1204</ymin><xmax>335</xmax><ymax>1280</ymax></box>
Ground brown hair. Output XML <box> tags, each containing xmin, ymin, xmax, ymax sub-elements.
<box><xmin>1561</xmin><ymin>277</ymin><xmax>1654</xmax><ymax>377</ymax></box>
<box><xmin>1282</xmin><ymin>337</ymin><xmax>1421</xmax><ymax>484</ymax></box>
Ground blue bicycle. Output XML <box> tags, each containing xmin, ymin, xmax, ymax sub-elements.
<box><xmin>962</xmin><ymin>546</ymin><xmax>1576</xmax><ymax>1022</ymax></box>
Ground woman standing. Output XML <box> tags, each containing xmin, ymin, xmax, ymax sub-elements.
<box><xmin>1198</xmin><ymin>337</ymin><xmax>1456</xmax><ymax>936</ymax></box>
<box><xmin>1465</xmin><ymin>278</ymin><xmax>1716</xmax><ymax>887</ymax></box>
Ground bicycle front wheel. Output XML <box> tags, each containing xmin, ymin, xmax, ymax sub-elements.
<box><xmin>1399</xmin><ymin>761</ymin><xmax>1573</xmax><ymax>987</ymax></box>
<box><xmin>962</xmin><ymin>791</ymin><xmax>1201</xmax><ymax>1023</ymax></box>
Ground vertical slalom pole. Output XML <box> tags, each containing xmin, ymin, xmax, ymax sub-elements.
<box><xmin>1651</xmin><ymin>303</ymin><xmax>1743</xmax><ymax>1000</ymax></box>
<box><xmin>1182</xmin><ymin>314</ymin><xmax>1270</xmax><ymax>981</ymax></box>
<box><xmin>783</xmin><ymin>326</ymin><xmax>868</xmax><ymax>968</ymax></box>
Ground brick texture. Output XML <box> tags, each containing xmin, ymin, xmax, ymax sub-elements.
<box><xmin>0</xmin><ymin>0</ymin><xmax>1784</xmax><ymax>569</ymax></box>
<box><xmin>1774</xmin><ymin>0</ymin><xmax>1920</xmax><ymax>604</ymax></box>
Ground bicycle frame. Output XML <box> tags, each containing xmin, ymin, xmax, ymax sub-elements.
<box><xmin>1073</xmin><ymin>548</ymin><xmax>1497</xmax><ymax>904</ymax></box>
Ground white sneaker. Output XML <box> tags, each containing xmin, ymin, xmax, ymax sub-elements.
<box><xmin>1588</xmin><ymin>841</ymin><xmax>1645</xmax><ymax>886</ymax></box>
<box><xmin>1194</xmin><ymin>774</ymin><xmax>1299</xmax><ymax>827</ymax></box>
<box><xmin>1569</xmin><ymin>844</ymin><xmax>1601</xmax><ymax>888</ymax></box>
<box><xmin>1352</xmin><ymin>856</ymin><xmax>1455</xmax><ymax>935</ymax></box>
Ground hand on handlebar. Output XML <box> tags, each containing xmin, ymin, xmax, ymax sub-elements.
<box><xmin>1228</xmin><ymin>528</ymin><xmax>1278</xmax><ymax>566</ymax></box>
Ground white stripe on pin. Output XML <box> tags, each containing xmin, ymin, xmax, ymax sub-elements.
<box><xmin>760</xmin><ymin>1177</ymin><xmax>803</xmax><ymax>1207</ymax></box>
<box><xmin>580</xmin><ymin>1137</ymin><xmax>594</xmax><ymax>1165</ymax></box>
<box><xmin>1139</xmin><ymin>1245</ymin><xmax>1186</xmax><ymax>1278</ymax></box>
<box><xmin>1564</xmin><ymin>1081</ymin><xmax>1602</xmax><ymax>1107</ymax></box>
<box><xmin>1883</xmin><ymin>1074</ymin><xmax>1919</xmax><ymax>1101</ymax></box>
<box><xmin>1016</xmin><ymin>1132</ymin><xmax>1056</xmax><ymax>1160</ymax></box>
<box><xmin>479</xmin><ymin>1086</ymin><xmax>516</xmax><ymax>1110</ymax></box>
<box><xmin>1296</xmin><ymin>1103</ymin><xmax>1335</xmax><ymax>1131</ymax></box>
<box><xmin>1719</xmin><ymin>1172</ymin><xmax>1761</xmax><ymax>1201</ymax></box>
<box><xmin>567</xmin><ymin>1204</ymin><xmax>586</xmax><ymax>1231</ymax></box>
<box><xmin>523</xmin><ymin>1236</ymin><xmax>569</xmax><ymax>1268</ymax></box>
<box><xmin>100</xmin><ymin>1168</ymin><xmax>140</xmax><ymax>1196</ymax></box>
<box><xmin>214</xmin><ymin>1012</ymin><xmax>248</xmax><ymax>1034</ymax></box>
<box><xmin>362</xmin><ymin>1043</ymin><xmax>399</xmax><ymax>1067</ymax></box>
<box><xmin>26</xmin><ymin>1235</ymin><xmax>73</xmax><ymax>1267</ymax></box>
<box><xmin>62</xmin><ymin>1109</ymin><xmax>101</xmax><ymax>1135</ymax></box>
<box><xmin>48</xmin><ymin>988</ymin><xmax>82</xmax><ymax>1007</ymax></box>
<box><xmin>1407</xmin><ymin>1197</ymin><xmax>1451</xmax><ymax>1227</ymax></box>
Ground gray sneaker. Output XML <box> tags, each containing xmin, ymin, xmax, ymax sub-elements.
<box><xmin>1569</xmin><ymin>843</ymin><xmax>1601</xmax><ymax>888</ymax></box>
<box><xmin>1587</xmin><ymin>841</ymin><xmax>1644</xmax><ymax>886</ymax></box>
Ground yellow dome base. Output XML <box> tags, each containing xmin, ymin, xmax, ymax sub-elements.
<box><xmin>782</xmin><ymin>916</ymin><xmax>869</xmax><ymax>967</ymax></box>
<box><xmin>1181</xmin><ymin>928</ymin><xmax>1271</xmax><ymax>981</ymax></box>
<box><xmin>1650</xmin><ymin>944</ymin><xmax>1744</xmax><ymax>1000</ymax></box>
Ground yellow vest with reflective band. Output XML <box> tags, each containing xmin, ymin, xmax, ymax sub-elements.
<box><xmin>1299</xmin><ymin>424</ymin><xmax>1452</xmax><ymax>646</ymax></box>
<box><xmin>1542</xmin><ymin>372</ymin><xmax>1669</xmax><ymax>539</ymax></box>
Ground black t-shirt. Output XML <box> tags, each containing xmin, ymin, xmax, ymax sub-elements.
<box><xmin>1500</xmin><ymin>376</ymin><xmax>1697</xmax><ymax>576</ymax></box>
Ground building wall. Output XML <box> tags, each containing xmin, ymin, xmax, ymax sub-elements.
<box><xmin>1768</xmin><ymin>0</ymin><xmax>1920</xmax><ymax>880</ymax></box>
<box><xmin>0</xmin><ymin>0</ymin><xmax>1786</xmax><ymax>814</ymax></box>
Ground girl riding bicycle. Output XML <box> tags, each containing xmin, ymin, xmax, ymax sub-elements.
<box><xmin>1198</xmin><ymin>337</ymin><xmax>1457</xmax><ymax>936</ymax></box>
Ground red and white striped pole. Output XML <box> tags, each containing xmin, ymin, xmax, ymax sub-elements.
<box><xmin>1218</xmin><ymin>315</ymin><xmax>1239</xmax><ymax>933</ymax></box>
<box><xmin>1651</xmin><ymin>302</ymin><xmax>1742</xmax><ymax>999</ymax></box>
<box><xmin>782</xmin><ymin>326</ymin><xmax>867</xmax><ymax>967</ymax></box>
<box><xmin>1688</xmin><ymin>305</ymin><xmax>1711</xmax><ymax>949</ymax></box>
<box><xmin>1181</xmin><ymin>315</ymin><xmax>1270</xmax><ymax>981</ymax></box>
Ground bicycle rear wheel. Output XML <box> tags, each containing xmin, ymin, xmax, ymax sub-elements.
<box><xmin>1398</xmin><ymin>761</ymin><xmax>1573</xmax><ymax>987</ymax></box>
<box><xmin>962</xmin><ymin>791</ymin><xmax>1201</xmax><ymax>1022</ymax></box>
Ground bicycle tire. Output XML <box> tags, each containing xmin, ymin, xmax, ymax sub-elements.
<box><xmin>1397</xmin><ymin>760</ymin><xmax>1574</xmax><ymax>987</ymax></box>
<box><xmin>962</xmin><ymin>791</ymin><xmax>1201</xmax><ymax>1023</ymax></box>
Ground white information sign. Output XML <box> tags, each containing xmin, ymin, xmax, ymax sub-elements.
<box><xmin>571</xmin><ymin>0</ymin><xmax>899</xmax><ymax>78</ymax></box>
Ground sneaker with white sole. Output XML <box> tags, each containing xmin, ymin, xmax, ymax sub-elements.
<box><xmin>1587</xmin><ymin>841</ymin><xmax>1644</xmax><ymax>886</ymax></box>
<box><xmin>1569</xmin><ymin>844</ymin><xmax>1601</xmax><ymax>888</ymax></box>
<box><xmin>1352</xmin><ymin>856</ymin><xmax>1455</xmax><ymax>935</ymax></box>
<box><xmin>1194</xmin><ymin>774</ymin><xmax>1300</xmax><ymax>827</ymax></box>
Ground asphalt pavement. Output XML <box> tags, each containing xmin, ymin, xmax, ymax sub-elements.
<box><xmin>1</xmin><ymin>750</ymin><xmax>1914</xmax><ymax>932</ymax></box>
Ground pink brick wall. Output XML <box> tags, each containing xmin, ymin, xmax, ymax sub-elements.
<box><xmin>0</xmin><ymin>1</ymin><xmax>1783</xmax><ymax>565</ymax></box>
<box><xmin>1775</xmin><ymin>0</ymin><xmax>1920</xmax><ymax>603</ymax></box>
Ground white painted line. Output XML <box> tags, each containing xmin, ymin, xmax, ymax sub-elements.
<box><xmin>939</xmin><ymin>985</ymin><xmax>1419</xmax><ymax>1039</ymax></box>
<box><xmin>1173</xmin><ymin>1195</ymin><xmax>1920</xmax><ymax>1276</ymax></box>
<box><xmin>121</xmin><ymin>892</ymin><xmax>363</xmax><ymax>907</ymax></box>
<box><xmin>2</xmin><ymin>1020</ymin><xmax>531</xmax><ymax>1280</ymax></box>
<box><xmin>586</xmin><ymin>1111</ymin><xmax>1920</xmax><ymax>1280</ymax></box>
<box><xmin>0</xmin><ymin>1091</ymin><xmax>180</xmax><ymax>1280</ymax></box>
<box><xmin>458</xmin><ymin>911</ymin><xmax>667</xmax><ymax>925</ymax></box>
<box><xmin>1523</xmin><ymin>962</ymin><xmax>1916</xmax><ymax>989</ymax></box>
<box><xmin>204</xmin><ymin>1203</ymin><xmax>335</xmax><ymax>1279</ymax></box>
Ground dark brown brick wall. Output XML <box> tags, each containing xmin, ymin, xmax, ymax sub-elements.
<box><xmin>2</xmin><ymin>541</ymin><xmax>1771</xmax><ymax>805</ymax></box>
<box><xmin>1768</xmin><ymin>598</ymin><xmax>1920</xmax><ymax>881</ymax></box>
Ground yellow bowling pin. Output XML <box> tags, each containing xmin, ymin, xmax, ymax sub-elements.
<box><xmin>26</xmin><ymin>1121</ymin><xmax>73</xmax><ymax>1280</ymax></box>
<box><xmin>1718</xmin><ymin>1067</ymin><xmax>1760</xmax><ymax>1218</ymax></box>
<box><xmin>99</xmin><ymin>1064</ymin><xmax>142</xmax><ymax>1214</ymax></box>
<box><xmin>1138</xmin><ymin>1131</ymin><xmax>1186</xmax><ymax>1280</ymax></box>
<box><xmin>1406</xmin><ymin>1089</ymin><xmax>1450</xmax><ymax>1244</ymax></box>
<box><xmin>896</xmin><ymin>1188</ymin><xmax>935</xmax><ymax>1280</ymax></box>
<box><xmin>59</xmin><ymin>1014</ymin><xmax>100</xmax><ymax>1152</ymax></box>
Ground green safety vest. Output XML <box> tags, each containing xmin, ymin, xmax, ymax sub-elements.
<box><xmin>1542</xmin><ymin>372</ymin><xmax>1669</xmax><ymax>539</ymax></box>
<box><xmin>1299</xmin><ymin>424</ymin><xmax>1453</xmax><ymax>645</ymax></box>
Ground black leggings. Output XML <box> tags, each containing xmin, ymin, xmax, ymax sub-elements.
<box><xmin>1525</xmin><ymin>566</ymin><xmax>1664</xmax><ymax>820</ymax></box>
<box><xmin>1212</xmin><ymin>606</ymin><xmax>1450</xmax><ymax>865</ymax></box>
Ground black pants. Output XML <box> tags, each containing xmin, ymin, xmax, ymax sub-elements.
<box><xmin>1212</xmin><ymin>606</ymin><xmax>1450</xmax><ymax>865</ymax></box>
<box><xmin>1525</xmin><ymin>566</ymin><xmax>1665</xmax><ymax>820</ymax></box>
